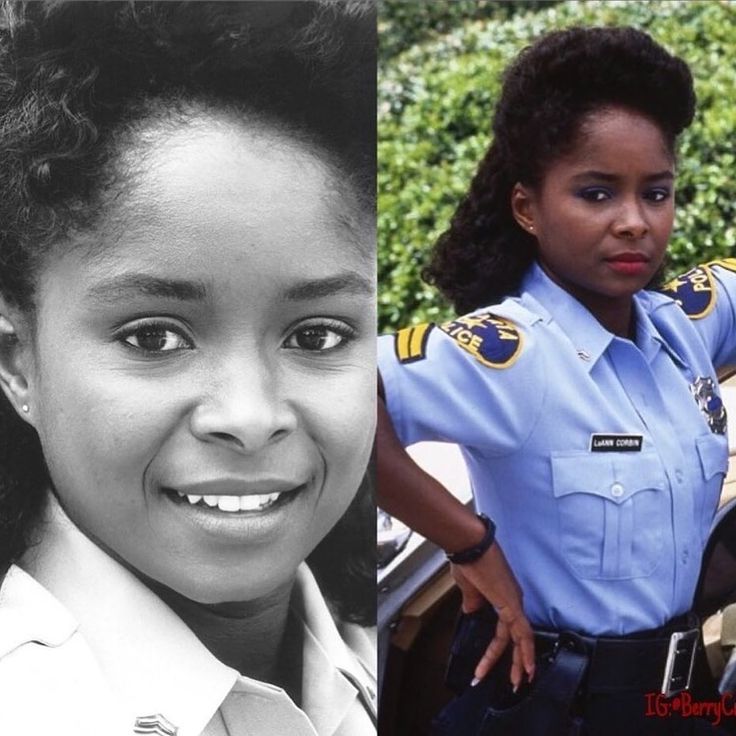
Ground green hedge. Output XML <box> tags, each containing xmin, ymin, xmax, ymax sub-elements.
<box><xmin>378</xmin><ymin>0</ymin><xmax>736</xmax><ymax>332</ymax></box>
<box><xmin>378</xmin><ymin>1</ymin><xmax>559</xmax><ymax>61</ymax></box>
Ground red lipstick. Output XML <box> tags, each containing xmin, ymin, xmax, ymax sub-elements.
<box><xmin>605</xmin><ymin>252</ymin><xmax>649</xmax><ymax>276</ymax></box>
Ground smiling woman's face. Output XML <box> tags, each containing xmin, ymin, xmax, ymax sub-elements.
<box><xmin>23</xmin><ymin>114</ymin><xmax>376</xmax><ymax>603</ymax></box>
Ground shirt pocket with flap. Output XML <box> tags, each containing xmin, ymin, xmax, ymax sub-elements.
<box><xmin>550</xmin><ymin>450</ymin><xmax>668</xmax><ymax>580</ymax></box>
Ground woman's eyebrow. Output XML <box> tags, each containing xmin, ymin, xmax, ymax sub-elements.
<box><xmin>283</xmin><ymin>272</ymin><xmax>374</xmax><ymax>301</ymax></box>
<box><xmin>571</xmin><ymin>170</ymin><xmax>674</xmax><ymax>183</ymax></box>
<box><xmin>86</xmin><ymin>274</ymin><xmax>208</xmax><ymax>303</ymax></box>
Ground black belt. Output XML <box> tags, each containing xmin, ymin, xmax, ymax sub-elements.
<box><xmin>535</xmin><ymin>616</ymin><xmax>700</xmax><ymax>697</ymax></box>
<box><xmin>437</xmin><ymin>611</ymin><xmax>703</xmax><ymax>736</ymax></box>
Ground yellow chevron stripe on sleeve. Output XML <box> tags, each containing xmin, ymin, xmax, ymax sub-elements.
<box><xmin>409</xmin><ymin>323</ymin><xmax>430</xmax><ymax>357</ymax></box>
<box><xmin>395</xmin><ymin>323</ymin><xmax>433</xmax><ymax>363</ymax></box>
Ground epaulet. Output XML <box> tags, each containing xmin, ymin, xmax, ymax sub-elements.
<box><xmin>438</xmin><ymin>311</ymin><xmax>523</xmax><ymax>369</ymax></box>
<box><xmin>660</xmin><ymin>264</ymin><xmax>716</xmax><ymax>319</ymax></box>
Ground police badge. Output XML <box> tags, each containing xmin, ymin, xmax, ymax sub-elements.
<box><xmin>690</xmin><ymin>376</ymin><xmax>727</xmax><ymax>435</ymax></box>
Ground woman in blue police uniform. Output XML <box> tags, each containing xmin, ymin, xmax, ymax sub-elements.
<box><xmin>378</xmin><ymin>27</ymin><xmax>734</xmax><ymax>735</ymax></box>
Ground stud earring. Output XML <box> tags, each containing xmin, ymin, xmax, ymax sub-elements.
<box><xmin>21</xmin><ymin>404</ymin><xmax>29</xmax><ymax>413</ymax></box>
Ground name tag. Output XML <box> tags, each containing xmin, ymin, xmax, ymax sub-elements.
<box><xmin>590</xmin><ymin>434</ymin><xmax>643</xmax><ymax>452</ymax></box>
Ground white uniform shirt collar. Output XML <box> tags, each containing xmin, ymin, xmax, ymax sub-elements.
<box><xmin>6</xmin><ymin>495</ymin><xmax>375</xmax><ymax>735</ymax></box>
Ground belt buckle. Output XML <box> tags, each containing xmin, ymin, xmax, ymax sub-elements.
<box><xmin>661</xmin><ymin>628</ymin><xmax>698</xmax><ymax>697</ymax></box>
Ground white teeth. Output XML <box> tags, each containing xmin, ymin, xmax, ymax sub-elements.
<box><xmin>263</xmin><ymin>492</ymin><xmax>281</xmax><ymax>508</ymax></box>
<box><xmin>217</xmin><ymin>496</ymin><xmax>240</xmax><ymax>512</ymax></box>
<box><xmin>172</xmin><ymin>490</ymin><xmax>285</xmax><ymax>512</ymax></box>
<box><xmin>239</xmin><ymin>495</ymin><xmax>262</xmax><ymax>511</ymax></box>
<box><xmin>177</xmin><ymin>490</ymin><xmax>203</xmax><ymax>506</ymax></box>
<box><xmin>240</xmin><ymin>492</ymin><xmax>281</xmax><ymax>511</ymax></box>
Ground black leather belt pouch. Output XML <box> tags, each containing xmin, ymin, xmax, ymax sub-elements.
<box><xmin>433</xmin><ymin>607</ymin><xmax>587</xmax><ymax>736</ymax></box>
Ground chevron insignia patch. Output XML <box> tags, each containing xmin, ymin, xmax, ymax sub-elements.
<box><xmin>394</xmin><ymin>323</ymin><xmax>434</xmax><ymax>364</ymax></box>
<box><xmin>133</xmin><ymin>714</ymin><xmax>178</xmax><ymax>736</ymax></box>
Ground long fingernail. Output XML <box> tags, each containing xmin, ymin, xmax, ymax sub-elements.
<box><xmin>471</xmin><ymin>677</ymin><xmax>481</xmax><ymax>687</ymax></box>
<box><xmin>512</xmin><ymin>683</ymin><xmax>519</xmax><ymax>694</ymax></box>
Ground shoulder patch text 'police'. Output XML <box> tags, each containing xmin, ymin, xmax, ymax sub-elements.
<box><xmin>660</xmin><ymin>265</ymin><xmax>715</xmax><ymax>319</ymax></box>
<box><xmin>439</xmin><ymin>313</ymin><xmax>522</xmax><ymax>368</ymax></box>
<box><xmin>394</xmin><ymin>323</ymin><xmax>434</xmax><ymax>364</ymax></box>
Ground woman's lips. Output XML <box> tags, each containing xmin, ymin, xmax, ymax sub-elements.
<box><xmin>605</xmin><ymin>252</ymin><xmax>650</xmax><ymax>275</ymax></box>
<box><xmin>158</xmin><ymin>481</ymin><xmax>311</xmax><ymax>542</ymax></box>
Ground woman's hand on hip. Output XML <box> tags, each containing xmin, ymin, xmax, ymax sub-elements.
<box><xmin>451</xmin><ymin>544</ymin><xmax>535</xmax><ymax>690</ymax></box>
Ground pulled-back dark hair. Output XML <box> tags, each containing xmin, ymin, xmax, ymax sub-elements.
<box><xmin>0</xmin><ymin>0</ymin><xmax>376</xmax><ymax>624</ymax></box>
<box><xmin>423</xmin><ymin>26</ymin><xmax>695</xmax><ymax>315</ymax></box>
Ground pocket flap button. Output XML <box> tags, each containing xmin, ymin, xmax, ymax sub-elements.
<box><xmin>610</xmin><ymin>482</ymin><xmax>624</xmax><ymax>498</ymax></box>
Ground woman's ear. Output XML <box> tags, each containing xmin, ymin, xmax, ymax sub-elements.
<box><xmin>0</xmin><ymin>300</ymin><xmax>34</xmax><ymax>423</ymax></box>
<box><xmin>510</xmin><ymin>182</ymin><xmax>538</xmax><ymax>237</ymax></box>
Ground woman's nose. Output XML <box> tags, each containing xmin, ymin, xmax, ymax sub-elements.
<box><xmin>612</xmin><ymin>199</ymin><xmax>649</xmax><ymax>240</ymax></box>
<box><xmin>189</xmin><ymin>360</ymin><xmax>298</xmax><ymax>454</ymax></box>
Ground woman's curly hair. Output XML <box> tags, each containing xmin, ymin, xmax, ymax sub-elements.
<box><xmin>0</xmin><ymin>0</ymin><xmax>376</xmax><ymax>624</ymax></box>
<box><xmin>423</xmin><ymin>26</ymin><xmax>696</xmax><ymax>315</ymax></box>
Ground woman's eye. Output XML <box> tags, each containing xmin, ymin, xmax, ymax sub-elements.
<box><xmin>644</xmin><ymin>188</ymin><xmax>671</xmax><ymax>203</ymax></box>
<box><xmin>578</xmin><ymin>188</ymin><xmax>611</xmax><ymax>202</ymax></box>
<box><xmin>284</xmin><ymin>323</ymin><xmax>353</xmax><ymax>352</ymax></box>
<box><xmin>120</xmin><ymin>323</ymin><xmax>192</xmax><ymax>353</ymax></box>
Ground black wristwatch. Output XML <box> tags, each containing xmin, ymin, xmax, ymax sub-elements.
<box><xmin>445</xmin><ymin>513</ymin><xmax>496</xmax><ymax>565</ymax></box>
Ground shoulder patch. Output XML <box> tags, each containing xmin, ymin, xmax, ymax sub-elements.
<box><xmin>394</xmin><ymin>323</ymin><xmax>434</xmax><ymax>364</ymax></box>
<box><xmin>660</xmin><ymin>265</ymin><xmax>716</xmax><ymax>319</ymax></box>
<box><xmin>439</xmin><ymin>312</ymin><xmax>522</xmax><ymax>368</ymax></box>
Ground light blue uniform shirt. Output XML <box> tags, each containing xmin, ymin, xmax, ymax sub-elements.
<box><xmin>378</xmin><ymin>260</ymin><xmax>736</xmax><ymax>636</ymax></box>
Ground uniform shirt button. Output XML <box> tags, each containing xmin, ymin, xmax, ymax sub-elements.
<box><xmin>682</xmin><ymin>549</ymin><xmax>689</xmax><ymax>564</ymax></box>
<box><xmin>675</xmin><ymin>469</ymin><xmax>684</xmax><ymax>483</ymax></box>
<box><xmin>610</xmin><ymin>482</ymin><xmax>624</xmax><ymax>498</ymax></box>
